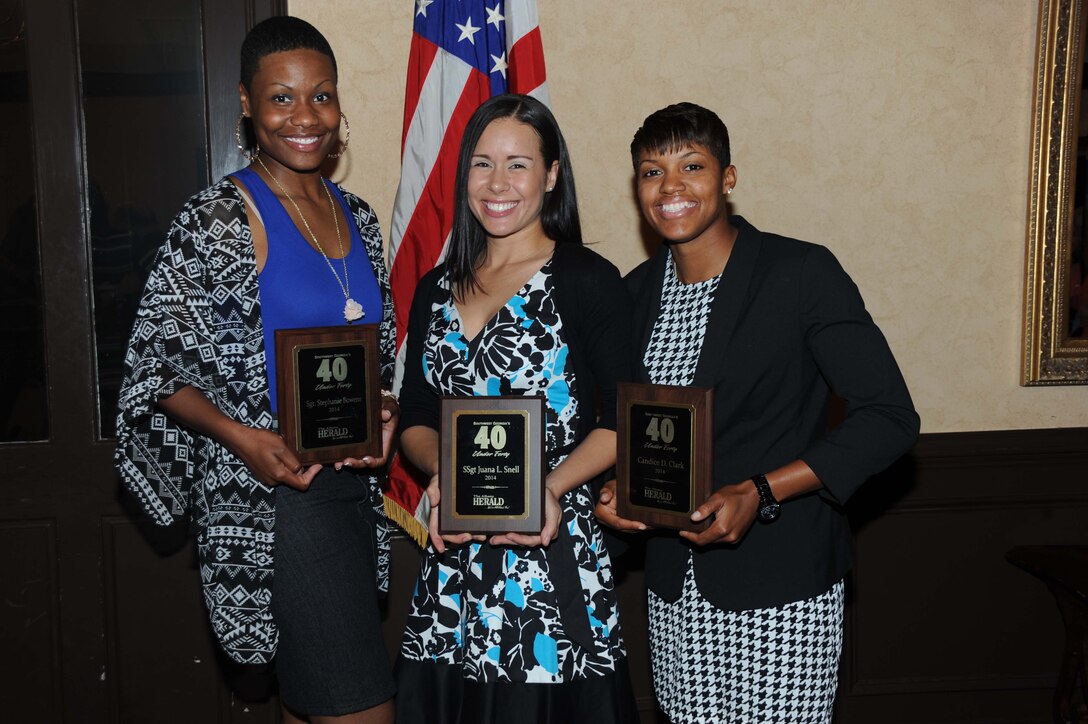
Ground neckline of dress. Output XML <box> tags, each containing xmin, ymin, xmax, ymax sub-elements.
<box><xmin>450</xmin><ymin>259</ymin><xmax>552</xmax><ymax>347</ymax></box>
<box><xmin>666</xmin><ymin>253</ymin><xmax>721</xmax><ymax>289</ymax></box>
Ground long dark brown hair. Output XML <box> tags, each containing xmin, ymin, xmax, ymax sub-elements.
<box><xmin>445</xmin><ymin>94</ymin><xmax>582</xmax><ymax>302</ymax></box>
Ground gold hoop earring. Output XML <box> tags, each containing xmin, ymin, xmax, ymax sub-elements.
<box><xmin>327</xmin><ymin>111</ymin><xmax>350</xmax><ymax>159</ymax></box>
<box><xmin>235</xmin><ymin>113</ymin><xmax>258</xmax><ymax>161</ymax></box>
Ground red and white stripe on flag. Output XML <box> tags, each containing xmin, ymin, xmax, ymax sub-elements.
<box><xmin>383</xmin><ymin>0</ymin><xmax>549</xmax><ymax>547</ymax></box>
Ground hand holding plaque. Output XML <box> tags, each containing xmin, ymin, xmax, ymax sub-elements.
<box><xmin>439</xmin><ymin>396</ymin><xmax>545</xmax><ymax>535</ymax></box>
<box><xmin>275</xmin><ymin>325</ymin><xmax>382</xmax><ymax>465</ymax></box>
<box><xmin>616</xmin><ymin>382</ymin><xmax>713</xmax><ymax>532</ymax></box>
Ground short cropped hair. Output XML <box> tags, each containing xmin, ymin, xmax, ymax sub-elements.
<box><xmin>630</xmin><ymin>102</ymin><xmax>731</xmax><ymax>171</ymax></box>
<box><xmin>240</xmin><ymin>16</ymin><xmax>337</xmax><ymax>91</ymax></box>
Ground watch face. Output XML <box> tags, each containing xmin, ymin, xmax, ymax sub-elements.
<box><xmin>759</xmin><ymin>503</ymin><xmax>780</xmax><ymax>522</ymax></box>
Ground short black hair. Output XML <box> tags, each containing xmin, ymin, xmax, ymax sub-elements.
<box><xmin>240</xmin><ymin>16</ymin><xmax>337</xmax><ymax>92</ymax></box>
<box><xmin>630</xmin><ymin>102</ymin><xmax>731</xmax><ymax>171</ymax></box>
<box><xmin>446</xmin><ymin>94</ymin><xmax>583</xmax><ymax>302</ymax></box>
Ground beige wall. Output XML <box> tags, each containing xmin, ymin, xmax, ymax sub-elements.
<box><xmin>293</xmin><ymin>0</ymin><xmax>1088</xmax><ymax>433</ymax></box>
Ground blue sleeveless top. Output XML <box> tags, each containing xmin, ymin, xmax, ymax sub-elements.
<box><xmin>233</xmin><ymin>167</ymin><xmax>382</xmax><ymax>414</ymax></box>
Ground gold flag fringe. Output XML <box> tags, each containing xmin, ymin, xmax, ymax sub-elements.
<box><xmin>383</xmin><ymin>493</ymin><xmax>429</xmax><ymax>549</ymax></box>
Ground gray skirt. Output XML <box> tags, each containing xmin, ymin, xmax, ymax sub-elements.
<box><xmin>271</xmin><ymin>467</ymin><xmax>395</xmax><ymax>715</ymax></box>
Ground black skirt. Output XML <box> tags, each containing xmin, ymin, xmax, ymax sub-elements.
<box><xmin>395</xmin><ymin>656</ymin><xmax>640</xmax><ymax>724</ymax></box>
<box><xmin>271</xmin><ymin>468</ymin><xmax>395</xmax><ymax>715</ymax></box>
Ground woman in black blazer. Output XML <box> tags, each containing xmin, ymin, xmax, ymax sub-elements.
<box><xmin>596</xmin><ymin>103</ymin><xmax>919</xmax><ymax>723</ymax></box>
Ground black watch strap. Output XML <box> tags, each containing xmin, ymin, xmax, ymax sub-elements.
<box><xmin>752</xmin><ymin>473</ymin><xmax>781</xmax><ymax>522</ymax></box>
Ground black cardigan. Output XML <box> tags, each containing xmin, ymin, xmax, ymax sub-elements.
<box><xmin>398</xmin><ymin>242</ymin><xmax>634</xmax><ymax>652</ymax></box>
<box><xmin>399</xmin><ymin>241</ymin><xmax>633</xmax><ymax>455</ymax></box>
<box><xmin>627</xmin><ymin>216</ymin><xmax>919</xmax><ymax>611</ymax></box>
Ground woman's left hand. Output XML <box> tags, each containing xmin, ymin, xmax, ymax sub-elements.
<box><xmin>489</xmin><ymin>484</ymin><xmax>562</xmax><ymax>548</ymax></box>
<box><xmin>679</xmin><ymin>479</ymin><xmax>760</xmax><ymax>546</ymax></box>
<box><xmin>335</xmin><ymin>393</ymin><xmax>399</xmax><ymax>470</ymax></box>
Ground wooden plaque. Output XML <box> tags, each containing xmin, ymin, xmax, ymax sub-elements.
<box><xmin>275</xmin><ymin>325</ymin><xmax>382</xmax><ymax>465</ymax></box>
<box><xmin>616</xmin><ymin>382</ymin><xmax>713</xmax><ymax>531</ymax></box>
<box><xmin>439</xmin><ymin>396</ymin><xmax>545</xmax><ymax>534</ymax></box>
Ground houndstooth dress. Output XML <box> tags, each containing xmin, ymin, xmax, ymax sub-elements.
<box><xmin>644</xmin><ymin>252</ymin><xmax>844</xmax><ymax>724</ymax></box>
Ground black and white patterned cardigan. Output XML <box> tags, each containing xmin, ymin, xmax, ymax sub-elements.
<box><xmin>114</xmin><ymin>178</ymin><xmax>395</xmax><ymax>664</ymax></box>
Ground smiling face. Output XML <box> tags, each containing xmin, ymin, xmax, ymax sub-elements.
<box><xmin>467</xmin><ymin>117</ymin><xmax>559</xmax><ymax>245</ymax></box>
<box><xmin>239</xmin><ymin>48</ymin><xmax>340</xmax><ymax>175</ymax></box>
<box><xmin>636</xmin><ymin>143</ymin><xmax>736</xmax><ymax>246</ymax></box>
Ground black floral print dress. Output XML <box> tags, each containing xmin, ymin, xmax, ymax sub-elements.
<box><xmin>399</xmin><ymin>261</ymin><xmax>626</xmax><ymax>686</ymax></box>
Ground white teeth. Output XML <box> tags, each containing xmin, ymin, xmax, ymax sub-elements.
<box><xmin>661</xmin><ymin>201</ymin><xmax>696</xmax><ymax>213</ymax></box>
<box><xmin>287</xmin><ymin>136</ymin><xmax>319</xmax><ymax>145</ymax></box>
<box><xmin>485</xmin><ymin>201</ymin><xmax>517</xmax><ymax>212</ymax></box>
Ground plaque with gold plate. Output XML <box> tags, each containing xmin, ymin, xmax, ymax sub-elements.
<box><xmin>275</xmin><ymin>325</ymin><xmax>382</xmax><ymax>465</ymax></box>
<box><xmin>616</xmin><ymin>382</ymin><xmax>713</xmax><ymax>531</ymax></box>
<box><xmin>439</xmin><ymin>396</ymin><xmax>545</xmax><ymax>534</ymax></box>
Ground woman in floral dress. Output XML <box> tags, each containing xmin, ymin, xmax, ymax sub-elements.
<box><xmin>394</xmin><ymin>94</ymin><xmax>638</xmax><ymax>724</ymax></box>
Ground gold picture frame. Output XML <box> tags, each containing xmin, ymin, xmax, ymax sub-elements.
<box><xmin>1024</xmin><ymin>0</ymin><xmax>1088</xmax><ymax>384</ymax></box>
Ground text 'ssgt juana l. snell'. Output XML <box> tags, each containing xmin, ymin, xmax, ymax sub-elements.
<box><xmin>440</xmin><ymin>397</ymin><xmax>545</xmax><ymax>535</ymax></box>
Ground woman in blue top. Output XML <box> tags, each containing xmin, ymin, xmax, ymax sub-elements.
<box><xmin>115</xmin><ymin>17</ymin><xmax>396</xmax><ymax>723</ymax></box>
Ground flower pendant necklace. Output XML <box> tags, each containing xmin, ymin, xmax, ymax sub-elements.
<box><xmin>256</xmin><ymin>156</ymin><xmax>364</xmax><ymax>322</ymax></box>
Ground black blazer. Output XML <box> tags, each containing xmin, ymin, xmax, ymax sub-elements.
<box><xmin>627</xmin><ymin>216</ymin><xmax>919</xmax><ymax>610</ymax></box>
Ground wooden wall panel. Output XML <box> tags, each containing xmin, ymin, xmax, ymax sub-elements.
<box><xmin>836</xmin><ymin>428</ymin><xmax>1088</xmax><ymax>724</ymax></box>
<box><xmin>102</xmin><ymin>518</ymin><xmax>279</xmax><ymax>723</ymax></box>
<box><xmin>848</xmin><ymin>505</ymin><xmax>1080</xmax><ymax>691</ymax></box>
<box><xmin>103</xmin><ymin>518</ymin><xmax>221</xmax><ymax>722</ymax></box>
<box><xmin>0</xmin><ymin>520</ymin><xmax>60</xmax><ymax>723</ymax></box>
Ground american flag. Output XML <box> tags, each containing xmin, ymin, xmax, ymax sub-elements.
<box><xmin>384</xmin><ymin>0</ymin><xmax>550</xmax><ymax>546</ymax></box>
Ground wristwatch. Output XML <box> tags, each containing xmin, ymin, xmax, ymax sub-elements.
<box><xmin>752</xmin><ymin>473</ymin><xmax>781</xmax><ymax>522</ymax></box>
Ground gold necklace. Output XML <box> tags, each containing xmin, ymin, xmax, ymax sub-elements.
<box><xmin>256</xmin><ymin>155</ymin><xmax>363</xmax><ymax>322</ymax></box>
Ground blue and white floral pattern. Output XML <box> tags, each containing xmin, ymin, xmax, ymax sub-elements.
<box><xmin>400</xmin><ymin>261</ymin><xmax>625</xmax><ymax>683</ymax></box>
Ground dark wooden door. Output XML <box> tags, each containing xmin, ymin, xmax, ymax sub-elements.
<box><xmin>0</xmin><ymin>1</ymin><xmax>284</xmax><ymax>721</ymax></box>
